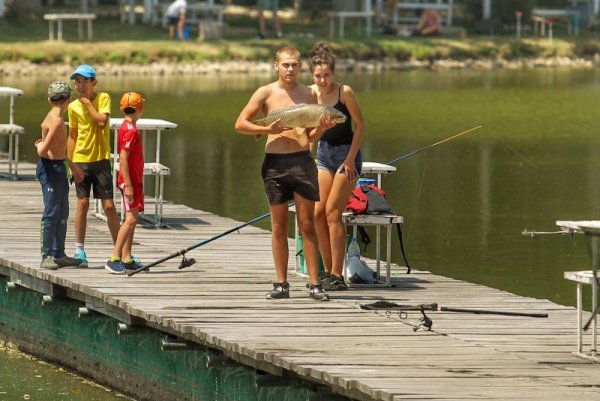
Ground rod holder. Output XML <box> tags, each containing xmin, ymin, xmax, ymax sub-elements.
<box><xmin>78</xmin><ymin>307</ymin><xmax>91</xmax><ymax>318</ymax></box>
<box><xmin>117</xmin><ymin>323</ymin><xmax>134</xmax><ymax>335</ymax></box>
<box><xmin>160</xmin><ymin>336</ymin><xmax>188</xmax><ymax>351</ymax></box>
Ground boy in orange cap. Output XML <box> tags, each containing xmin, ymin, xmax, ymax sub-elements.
<box><xmin>105</xmin><ymin>92</ymin><xmax>145</xmax><ymax>274</ymax></box>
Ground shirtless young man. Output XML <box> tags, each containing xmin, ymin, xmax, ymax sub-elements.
<box><xmin>235</xmin><ymin>47</ymin><xmax>335</xmax><ymax>301</ymax></box>
<box><xmin>35</xmin><ymin>81</ymin><xmax>83</xmax><ymax>270</ymax></box>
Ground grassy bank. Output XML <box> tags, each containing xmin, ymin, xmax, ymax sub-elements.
<box><xmin>1</xmin><ymin>15</ymin><xmax>600</xmax><ymax>65</ymax></box>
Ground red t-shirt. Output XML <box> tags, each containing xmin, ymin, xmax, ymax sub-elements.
<box><xmin>117</xmin><ymin>120</ymin><xmax>144</xmax><ymax>186</ymax></box>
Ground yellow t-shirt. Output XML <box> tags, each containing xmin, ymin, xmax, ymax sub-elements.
<box><xmin>68</xmin><ymin>92</ymin><xmax>111</xmax><ymax>163</ymax></box>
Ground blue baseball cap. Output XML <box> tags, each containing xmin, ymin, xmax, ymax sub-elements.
<box><xmin>70</xmin><ymin>64</ymin><xmax>96</xmax><ymax>80</ymax></box>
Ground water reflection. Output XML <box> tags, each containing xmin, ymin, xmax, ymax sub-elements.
<box><xmin>2</xmin><ymin>68</ymin><xmax>599</xmax><ymax>309</ymax></box>
<box><xmin>0</xmin><ymin>346</ymin><xmax>133</xmax><ymax>401</ymax></box>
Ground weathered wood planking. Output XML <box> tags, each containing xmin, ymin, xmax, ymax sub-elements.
<box><xmin>0</xmin><ymin>161</ymin><xmax>598</xmax><ymax>401</ymax></box>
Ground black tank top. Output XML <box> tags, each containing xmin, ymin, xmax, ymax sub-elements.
<box><xmin>320</xmin><ymin>84</ymin><xmax>353</xmax><ymax>146</ymax></box>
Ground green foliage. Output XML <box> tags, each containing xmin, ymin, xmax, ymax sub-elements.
<box><xmin>505</xmin><ymin>40</ymin><xmax>541</xmax><ymax>59</ymax></box>
<box><xmin>576</xmin><ymin>40</ymin><xmax>600</xmax><ymax>56</ymax></box>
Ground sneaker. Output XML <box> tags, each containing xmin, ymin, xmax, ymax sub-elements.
<box><xmin>319</xmin><ymin>271</ymin><xmax>332</xmax><ymax>283</ymax></box>
<box><xmin>322</xmin><ymin>274</ymin><xmax>348</xmax><ymax>291</ymax></box>
<box><xmin>308</xmin><ymin>283</ymin><xmax>330</xmax><ymax>301</ymax></box>
<box><xmin>306</xmin><ymin>272</ymin><xmax>331</xmax><ymax>288</ymax></box>
<box><xmin>40</xmin><ymin>256</ymin><xmax>59</xmax><ymax>270</ymax></box>
<box><xmin>265</xmin><ymin>282</ymin><xmax>290</xmax><ymax>299</ymax></box>
<box><xmin>105</xmin><ymin>260</ymin><xmax>126</xmax><ymax>275</ymax></box>
<box><xmin>123</xmin><ymin>260</ymin><xmax>144</xmax><ymax>271</ymax></box>
<box><xmin>74</xmin><ymin>251</ymin><xmax>88</xmax><ymax>268</ymax></box>
<box><xmin>54</xmin><ymin>256</ymin><xmax>81</xmax><ymax>268</ymax></box>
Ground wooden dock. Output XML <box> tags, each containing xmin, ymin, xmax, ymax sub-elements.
<box><xmin>0</xmin><ymin>161</ymin><xmax>598</xmax><ymax>401</ymax></box>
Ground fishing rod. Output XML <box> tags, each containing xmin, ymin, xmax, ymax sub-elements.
<box><xmin>128</xmin><ymin>210</ymin><xmax>273</xmax><ymax>276</ymax></box>
<box><xmin>130</xmin><ymin>126</ymin><xmax>483</xmax><ymax>276</ymax></box>
<box><xmin>386</xmin><ymin>125</ymin><xmax>483</xmax><ymax>165</ymax></box>
<box><xmin>360</xmin><ymin>300</ymin><xmax>547</xmax><ymax>333</ymax></box>
<box><xmin>439</xmin><ymin>306</ymin><xmax>548</xmax><ymax>318</ymax></box>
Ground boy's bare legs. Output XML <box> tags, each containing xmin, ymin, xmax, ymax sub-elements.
<box><xmin>101</xmin><ymin>198</ymin><xmax>120</xmax><ymax>243</ymax></box>
<box><xmin>294</xmin><ymin>194</ymin><xmax>319</xmax><ymax>285</ymax></box>
<box><xmin>112</xmin><ymin>210</ymin><xmax>138</xmax><ymax>262</ymax></box>
<box><xmin>269</xmin><ymin>202</ymin><xmax>290</xmax><ymax>283</ymax></box>
<box><xmin>75</xmin><ymin>197</ymin><xmax>90</xmax><ymax>245</ymax></box>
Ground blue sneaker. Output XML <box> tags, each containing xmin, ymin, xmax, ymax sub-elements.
<box><xmin>123</xmin><ymin>260</ymin><xmax>144</xmax><ymax>271</ymax></box>
<box><xmin>74</xmin><ymin>251</ymin><xmax>88</xmax><ymax>268</ymax></box>
<box><xmin>105</xmin><ymin>260</ymin><xmax>126</xmax><ymax>275</ymax></box>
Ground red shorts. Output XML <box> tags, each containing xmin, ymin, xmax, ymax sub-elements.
<box><xmin>118</xmin><ymin>182</ymin><xmax>144</xmax><ymax>213</ymax></box>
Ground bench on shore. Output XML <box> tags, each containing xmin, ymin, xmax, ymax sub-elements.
<box><xmin>43</xmin><ymin>13</ymin><xmax>96</xmax><ymax>41</ymax></box>
<box><xmin>532</xmin><ymin>8</ymin><xmax>582</xmax><ymax>36</ymax></box>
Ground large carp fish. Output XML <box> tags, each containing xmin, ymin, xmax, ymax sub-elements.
<box><xmin>253</xmin><ymin>103</ymin><xmax>347</xmax><ymax>128</ymax></box>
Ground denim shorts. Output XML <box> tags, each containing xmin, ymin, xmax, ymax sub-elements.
<box><xmin>316</xmin><ymin>141</ymin><xmax>362</xmax><ymax>175</ymax></box>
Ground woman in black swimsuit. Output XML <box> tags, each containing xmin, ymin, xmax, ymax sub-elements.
<box><xmin>309</xmin><ymin>42</ymin><xmax>365</xmax><ymax>291</ymax></box>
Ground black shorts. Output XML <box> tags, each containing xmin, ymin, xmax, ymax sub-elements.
<box><xmin>167</xmin><ymin>16</ymin><xmax>179</xmax><ymax>26</ymax></box>
<box><xmin>74</xmin><ymin>159</ymin><xmax>114</xmax><ymax>199</ymax></box>
<box><xmin>261</xmin><ymin>151</ymin><xmax>319</xmax><ymax>206</ymax></box>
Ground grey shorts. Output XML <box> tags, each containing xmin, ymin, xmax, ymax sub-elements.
<box><xmin>316</xmin><ymin>141</ymin><xmax>362</xmax><ymax>175</ymax></box>
<box><xmin>74</xmin><ymin>159</ymin><xmax>114</xmax><ymax>199</ymax></box>
<box><xmin>261</xmin><ymin>151</ymin><xmax>319</xmax><ymax>206</ymax></box>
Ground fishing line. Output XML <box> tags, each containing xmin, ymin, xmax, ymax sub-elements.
<box><xmin>506</xmin><ymin>145</ymin><xmax>576</xmax><ymax>197</ymax></box>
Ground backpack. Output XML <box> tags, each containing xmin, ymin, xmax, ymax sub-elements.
<box><xmin>345</xmin><ymin>184</ymin><xmax>412</xmax><ymax>274</ymax></box>
<box><xmin>346</xmin><ymin>184</ymin><xmax>394</xmax><ymax>215</ymax></box>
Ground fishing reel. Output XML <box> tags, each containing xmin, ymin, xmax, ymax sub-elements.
<box><xmin>413</xmin><ymin>307</ymin><xmax>433</xmax><ymax>332</ymax></box>
<box><xmin>178</xmin><ymin>255</ymin><xmax>196</xmax><ymax>269</ymax></box>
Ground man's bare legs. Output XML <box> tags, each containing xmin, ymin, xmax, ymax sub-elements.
<box><xmin>257</xmin><ymin>8</ymin><xmax>282</xmax><ymax>38</ymax></box>
<box><xmin>294</xmin><ymin>194</ymin><xmax>319</xmax><ymax>286</ymax></box>
<box><xmin>269</xmin><ymin>202</ymin><xmax>290</xmax><ymax>284</ymax></box>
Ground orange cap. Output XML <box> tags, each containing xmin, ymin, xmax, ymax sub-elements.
<box><xmin>120</xmin><ymin>92</ymin><xmax>145</xmax><ymax>113</ymax></box>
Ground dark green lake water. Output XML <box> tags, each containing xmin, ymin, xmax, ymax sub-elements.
<box><xmin>1</xmin><ymin>67</ymin><xmax>599</xmax><ymax>398</ymax></box>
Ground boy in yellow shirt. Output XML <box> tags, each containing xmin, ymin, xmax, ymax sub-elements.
<box><xmin>67</xmin><ymin>64</ymin><xmax>120</xmax><ymax>267</ymax></box>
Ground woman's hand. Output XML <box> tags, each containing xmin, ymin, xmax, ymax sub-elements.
<box><xmin>339</xmin><ymin>158</ymin><xmax>358</xmax><ymax>183</ymax></box>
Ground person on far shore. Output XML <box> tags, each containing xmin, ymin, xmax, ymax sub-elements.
<box><xmin>308</xmin><ymin>42</ymin><xmax>364</xmax><ymax>291</ymax></box>
<box><xmin>105</xmin><ymin>92</ymin><xmax>145</xmax><ymax>275</ymax></box>
<box><xmin>413</xmin><ymin>8</ymin><xmax>442</xmax><ymax>36</ymax></box>
<box><xmin>256</xmin><ymin>0</ymin><xmax>282</xmax><ymax>39</ymax></box>
<box><xmin>35</xmin><ymin>81</ymin><xmax>83</xmax><ymax>270</ymax></box>
<box><xmin>234</xmin><ymin>47</ymin><xmax>336</xmax><ymax>301</ymax></box>
<box><xmin>166</xmin><ymin>0</ymin><xmax>187</xmax><ymax>40</ymax></box>
<box><xmin>68</xmin><ymin>64</ymin><xmax>120</xmax><ymax>267</ymax></box>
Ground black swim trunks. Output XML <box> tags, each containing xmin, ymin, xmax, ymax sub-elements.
<box><xmin>74</xmin><ymin>159</ymin><xmax>114</xmax><ymax>199</ymax></box>
<box><xmin>261</xmin><ymin>151</ymin><xmax>319</xmax><ymax>206</ymax></box>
